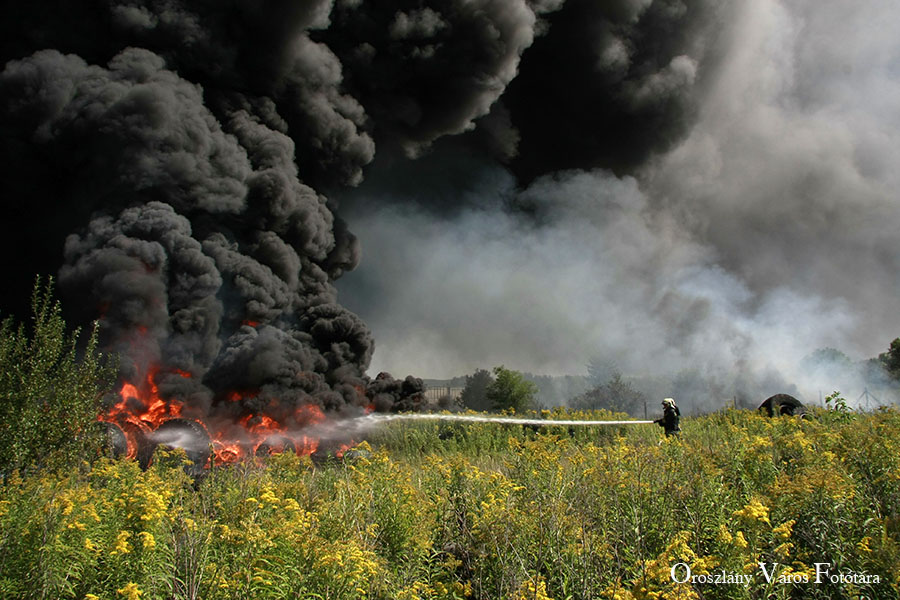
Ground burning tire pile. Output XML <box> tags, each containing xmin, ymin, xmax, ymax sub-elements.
<box><xmin>98</xmin><ymin>367</ymin><xmax>425</xmax><ymax>472</ymax></box>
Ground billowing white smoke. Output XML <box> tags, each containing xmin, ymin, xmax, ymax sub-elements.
<box><xmin>340</xmin><ymin>169</ymin><xmax>857</xmax><ymax>402</ymax></box>
<box><xmin>338</xmin><ymin>0</ymin><xmax>900</xmax><ymax>408</ymax></box>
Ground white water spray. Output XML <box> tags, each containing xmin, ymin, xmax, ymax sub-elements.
<box><xmin>279</xmin><ymin>413</ymin><xmax>655</xmax><ymax>449</ymax></box>
<box><xmin>355</xmin><ymin>413</ymin><xmax>654</xmax><ymax>427</ymax></box>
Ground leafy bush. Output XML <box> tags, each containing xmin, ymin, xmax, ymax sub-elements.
<box><xmin>0</xmin><ymin>278</ymin><xmax>116</xmax><ymax>474</ymax></box>
<box><xmin>485</xmin><ymin>366</ymin><xmax>537</xmax><ymax>413</ymax></box>
<box><xmin>878</xmin><ymin>338</ymin><xmax>900</xmax><ymax>380</ymax></box>
<box><xmin>460</xmin><ymin>368</ymin><xmax>493</xmax><ymax>411</ymax></box>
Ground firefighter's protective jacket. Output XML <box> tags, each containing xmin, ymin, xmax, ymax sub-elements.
<box><xmin>655</xmin><ymin>405</ymin><xmax>681</xmax><ymax>436</ymax></box>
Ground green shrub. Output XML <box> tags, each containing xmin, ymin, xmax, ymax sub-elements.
<box><xmin>0</xmin><ymin>277</ymin><xmax>116</xmax><ymax>474</ymax></box>
<box><xmin>486</xmin><ymin>366</ymin><xmax>537</xmax><ymax>413</ymax></box>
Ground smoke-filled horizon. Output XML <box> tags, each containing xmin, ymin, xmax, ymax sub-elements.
<box><xmin>1</xmin><ymin>0</ymin><xmax>899</xmax><ymax>411</ymax></box>
<box><xmin>333</xmin><ymin>0</ymin><xmax>900</xmax><ymax>406</ymax></box>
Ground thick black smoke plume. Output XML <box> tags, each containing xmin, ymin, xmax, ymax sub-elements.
<box><xmin>504</xmin><ymin>0</ymin><xmax>725</xmax><ymax>180</ymax></box>
<box><xmin>0</xmin><ymin>1</ymin><xmax>446</xmax><ymax>416</ymax></box>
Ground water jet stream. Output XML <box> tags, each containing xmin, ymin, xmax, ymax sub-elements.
<box><xmin>255</xmin><ymin>414</ymin><xmax>657</xmax><ymax>454</ymax></box>
<box><xmin>357</xmin><ymin>414</ymin><xmax>654</xmax><ymax>427</ymax></box>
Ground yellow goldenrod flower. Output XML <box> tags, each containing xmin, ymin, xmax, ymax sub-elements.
<box><xmin>61</xmin><ymin>498</ymin><xmax>75</xmax><ymax>516</ymax></box>
<box><xmin>772</xmin><ymin>520</ymin><xmax>795</xmax><ymax>541</ymax></box>
<box><xmin>716</xmin><ymin>524</ymin><xmax>733</xmax><ymax>544</ymax></box>
<box><xmin>138</xmin><ymin>531</ymin><xmax>156</xmax><ymax>550</ymax></box>
<box><xmin>733</xmin><ymin>498</ymin><xmax>770</xmax><ymax>525</ymax></box>
<box><xmin>510</xmin><ymin>576</ymin><xmax>554</xmax><ymax>600</ymax></box>
<box><xmin>111</xmin><ymin>531</ymin><xmax>131</xmax><ymax>556</ymax></box>
<box><xmin>117</xmin><ymin>582</ymin><xmax>143</xmax><ymax>599</ymax></box>
<box><xmin>774</xmin><ymin>542</ymin><xmax>793</xmax><ymax>560</ymax></box>
<box><xmin>260</xmin><ymin>486</ymin><xmax>279</xmax><ymax>506</ymax></box>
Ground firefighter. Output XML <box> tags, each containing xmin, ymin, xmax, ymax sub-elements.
<box><xmin>655</xmin><ymin>397</ymin><xmax>681</xmax><ymax>437</ymax></box>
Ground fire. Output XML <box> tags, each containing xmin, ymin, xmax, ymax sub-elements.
<box><xmin>100</xmin><ymin>361</ymin><xmax>358</xmax><ymax>467</ymax></box>
<box><xmin>102</xmin><ymin>367</ymin><xmax>184</xmax><ymax>432</ymax></box>
<box><xmin>120</xmin><ymin>383</ymin><xmax>139</xmax><ymax>401</ymax></box>
<box><xmin>294</xmin><ymin>403</ymin><xmax>326</xmax><ymax>426</ymax></box>
<box><xmin>334</xmin><ymin>441</ymin><xmax>356</xmax><ymax>458</ymax></box>
<box><xmin>211</xmin><ymin>437</ymin><xmax>242</xmax><ymax>464</ymax></box>
<box><xmin>241</xmin><ymin>413</ymin><xmax>283</xmax><ymax>435</ymax></box>
<box><xmin>195</xmin><ymin>403</ymin><xmax>332</xmax><ymax>464</ymax></box>
<box><xmin>209</xmin><ymin>406</ymin><xmax>326</xmax><ymax>462</ymax></box>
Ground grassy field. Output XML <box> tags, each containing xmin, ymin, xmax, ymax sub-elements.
<box><xmin>1</xmin><ymin>406</ymin><xmax>899</xmax><ymax>600</ymax></box>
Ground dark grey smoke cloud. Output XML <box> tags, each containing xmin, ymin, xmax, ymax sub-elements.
<box><xmin>319</xmin><ymin>0</ymin><xmax>562</xmax><ymax>159</ymax></box>
<box><xmin>1</xmin><ymin>0</ymin><xmax>374</xmax><ymax>187</ymax></box>
<box><xmin>504</xmin><ymin>0</ymin><xmax>729</xmax><ymax>180</ymax></box>
<box><xmin>19</xmin><ymin>42</ymin><xmax>383</xmax><ymax>414</ymax></box>
<box><xmin>0</xmin><ymin>0</ymin><xmax>570</xmax><ymax>420</ymax></box>
<box><xmin>0</xmin><ymin>1</ymin><xmax>442</xmax><ymax>416</ymax></box>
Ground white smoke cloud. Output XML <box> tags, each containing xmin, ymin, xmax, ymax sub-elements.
<box><xmin>648</xmin><ymin>0</ymin><xmax>900</xmax><ymax>357</ymax></box>
<box><xmin>341</xmin><ymin>169</ymin><xmax>854</xmax><ymax>385</ymax></box>
<box><xmin>338</xmin><ymin>0</ymin><xmax>900</xmax><ymax>406</ymax></box>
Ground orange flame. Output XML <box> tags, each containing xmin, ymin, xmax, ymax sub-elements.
<box><xmin>212</xmin><ymin>437</ymin><xmax>242</xmax><ymax>464</ymax></box>
<box><xmin>335</xmin><ymin>441</ymin><xmax>356</xmax><ymax>458</ymax></box>
<box><xmin>101</xmin><ymin>358</ymin><xmax>350</xmax><ymax>465</ymax></box>
<box><xmin>296</xmin><ymin>436</ymin><xmax>319</xmax><ymax>455</ymax></box>
<box><xmin>241</xmin><ymin>413</ymin><xmax>285</xmax><ymax>436</ymax></box>
<box><xmin>102</xmin><ymin>367</ymin><xmax>184</xmax><ymax>431</ymax></box>
<box><xmin>294</xmin><ymin>403</ymin><xmax>326</xmax><ymax>426</ymax></box>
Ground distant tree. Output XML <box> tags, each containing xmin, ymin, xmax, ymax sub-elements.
<box><xmin>800</xmin><ymin>347</ymin><xmax>853</xmax><ymax>374</ymax></box>
<box><xmin>486</xmin><ymin>366</ymin><xmax>537</xmax><ymax>413</ymax></box>
<box><xmin>571</xmin><ymin>371</ymin><xmax>645</xmax><ymax>415</ymax></box>
<box><xmin>460</xmin><ymin>368</ymin><xmax>493</xmax><ymax>411</ymax></box>
<box><xmin>0</xmin><ymin>278</ymin><xmax>117</xmax><ymax>474</ymax></box>
<box><xmin>878</xmin><ymin>338</ymin><xmax>900</xmax><ymax>380</ymax></box>
<box><xmin>586</xmin><ymin>356</ymin><xmax>618</xmax><ymax>388</ymax></box>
